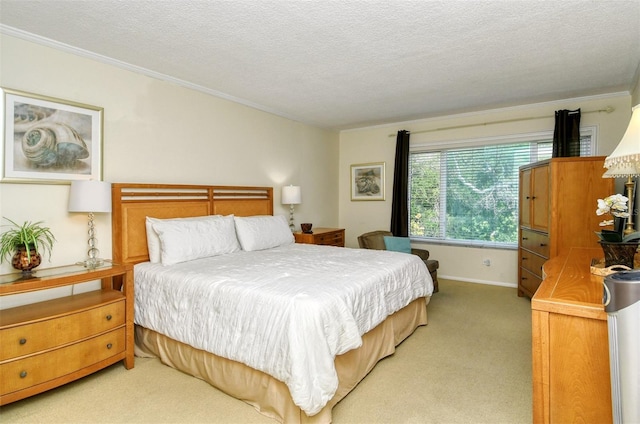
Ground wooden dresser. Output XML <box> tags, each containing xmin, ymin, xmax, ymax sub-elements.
<box><xmin>518</xmin><ymin>157</ymin><xmax>614</xmax><ymax>298</ymax></box>
<box><xmin>0</xmin><ymin>263</ymin><xmax>134</xmax><ymax>405</ymax></box>
<box><xmin>294</xmin><ymin>228</ymin><xmax>345</xmax><ymax>247</ymax></box>
<box><xmin>532</xmin><ymin>248</ymin><xmax>612</xmax><ymax>424</ymax></box>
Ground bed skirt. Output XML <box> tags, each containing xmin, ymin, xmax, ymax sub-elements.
<box><xmin>135</xmin><ymin>296</ymin><xmax>429</xmax><ymax>424</ymax></box>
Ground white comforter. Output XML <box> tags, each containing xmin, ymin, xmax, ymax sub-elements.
<box><xmin>134</xmin><ymin>243</ymin><xmax>433</xmax><ymax>415</ymax></box>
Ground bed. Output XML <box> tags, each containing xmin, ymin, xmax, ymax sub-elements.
<box><xmin>112</xmin><ymin>183</ymin><xmax>433</xmax><ymax>423</ymax></box>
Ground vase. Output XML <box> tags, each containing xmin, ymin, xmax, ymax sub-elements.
<box><xmin>11</xmin><ymin>244</ymin><xmax>42</xmax><ymax>274</ymax></box>
<box><xmin>599</xmin><ymin>241</ymin><xmax>639</xmax><ymax>268</ymax></box>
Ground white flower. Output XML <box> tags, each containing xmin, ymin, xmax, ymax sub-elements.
<box><xmin>596</xmin><ymin>194</ymin><xmax>630</xmax><ymax>227</ymax></box>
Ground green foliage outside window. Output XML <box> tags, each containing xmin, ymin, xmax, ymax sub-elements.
<box><xmin>410</xmin><ymin>141</ymin><xmax>556</xmax><ymax>246</ymax></box>
<box><xmin>409</xmin><ymin>132</ymin><xmax>592</xmax><ymax>246</ymax></box>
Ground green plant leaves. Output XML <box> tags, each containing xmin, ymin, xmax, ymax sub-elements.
<box><xmin>0</xmin><ymin>217</ymin><xmax>56</xmax><ymax>263</ymax></box>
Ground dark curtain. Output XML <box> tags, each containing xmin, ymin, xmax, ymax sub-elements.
<box><xmin>390</xmin><ymin>130</ymin><xmax>410</xmax><ymax>236</ymax></box>
<box><xmin>552</xmin><ymin>109</ymin><xmax>581</xmax><ymax>157</ymax></box>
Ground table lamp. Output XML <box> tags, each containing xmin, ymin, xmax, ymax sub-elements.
<box><xmin>281</xmin><ymin>185</ymin><xmax>301</xmax><ymax>231</ymax></box>
<box><xmin>68</xmin><ymin>180</ymin><xmax>112</xmax><ymax>268</ymax></box>
<box><xmin>603</xmin><ymin>104</ymin><xmax>640</xmax><ymax>235</ymax></box>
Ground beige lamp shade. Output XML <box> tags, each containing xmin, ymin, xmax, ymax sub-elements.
<box><xmin>604</xmin><ymin>104</ymin><xmax>640</xmax><ymax>170</ymax></box>
<box><xmin>68</xmin><ymin>180</ymin><xmax>112</xmax><ymax>213</ymax></box>
<box><xmin>602</xmin><ymin>162</ymin><xmax>640</xmax><ymax>178</ymax></box>
<box><xmin>281</xmin><ymin>185</ymin><xmax>301</xmax><ymax>205</ymax></box>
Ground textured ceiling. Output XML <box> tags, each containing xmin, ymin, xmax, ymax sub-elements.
<box><xmin>1</xmin><ymin>0</ymin><xmax>639</xmax><ymax>130</ymax></box>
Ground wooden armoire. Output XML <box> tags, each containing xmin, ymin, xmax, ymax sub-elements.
<box><xmin>518</xmin><ymin>156</ymin><xmax>615</xmax><ymax>298</ymax></box>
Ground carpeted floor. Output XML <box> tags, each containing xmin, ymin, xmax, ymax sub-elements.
<box><xmin>0</xmin><ymin>279</ymin><xmax>532</xmax><ymax>424</ymax></box>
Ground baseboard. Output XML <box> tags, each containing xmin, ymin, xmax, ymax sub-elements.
<box><xmin>439</xmin><ymin>275</ymin><xmax>517</xmax><ymax>289</ymax></box>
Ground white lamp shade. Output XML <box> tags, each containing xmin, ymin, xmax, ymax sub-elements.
<box><xmin>604</xmin><ymin>104</ymin><xmax>640</xmax><ymax>169</ymax></box>
<box><xmin>68</xmin><ymin>180</ymin><xmax>112</xmax><ymax>213</ymax></box>
<box><xmin>602</xmin><ymin>161</ymin><xmax>640</xmax><ymax>178</ymax></box>
<box><xmin>281</xmin><ymin>185</ymin><xmax>301</xmax><ymax>205</ymax></box>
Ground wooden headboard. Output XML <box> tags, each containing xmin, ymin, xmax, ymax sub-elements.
<box><xmin>112</xmin><ymin>183</ymin><xmax>273</xmax><ymax>265</ymax></box>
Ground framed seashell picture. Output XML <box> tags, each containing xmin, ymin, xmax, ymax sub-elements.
<box><xmin>2</xmin><ymin>88</ymin><xmax>103</xmax><ymax>183</ymax></box>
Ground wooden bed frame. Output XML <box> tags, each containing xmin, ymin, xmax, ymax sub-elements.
<box><xmin>112</xmin><ymin>183</ymin><xmax>273</xmax><ymax>265</ymax></box>
<box><xmin>112</xmin><ymin>183</ymin><xmax>428</xmax><ymax>424</ymax></box>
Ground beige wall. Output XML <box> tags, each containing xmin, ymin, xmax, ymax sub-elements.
<box><xmin>0</xmin><ymin>34</ymin><xmax>339</xmax><ymax>303</ymax></box>
<box><xmin>339</xmin><ymin>94</ymin><xmax>634</xmax><ymax>286</ymax></box>
<box><xmin>632</xmin><ymin>70</ymin><xmax>640</xmax><ymax>106</ymax></box>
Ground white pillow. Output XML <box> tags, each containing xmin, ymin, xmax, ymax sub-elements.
<box><xmin>150</xmin><ymin>215</ymin><xmax>241</xmax><ymax>266</ymax></box>
<box><xmin>234</xmin><ymin>215</ymin><xmax>294</xmax><ymax>251</ymax></box>
<box><xmin>146</xmin><ymin>215</ymin><xmax>221</xmax><ymax>263</ymax></box>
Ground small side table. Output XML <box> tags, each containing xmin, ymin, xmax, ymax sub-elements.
<box><xmin>294</xmin><ymin>228</ymin><xmax>345</xmax><ymax>247</ymax></box>
<box><xmin>0</xmin><ymin>262</ymin><xmax>134</xmax><ymax>405</ymax></box>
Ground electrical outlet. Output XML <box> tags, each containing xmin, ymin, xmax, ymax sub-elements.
<box><xmin>483</xmin><ymin>258</ymin><xmax>491</xmax><ymax>266</ymax></box>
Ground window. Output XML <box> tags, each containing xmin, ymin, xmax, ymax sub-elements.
<box><xmin>409</xmin><ymin>129</ymin><xmax>595</xmax><ymax>247</ymax></box>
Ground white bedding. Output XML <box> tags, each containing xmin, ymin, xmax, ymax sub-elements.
<box><xmin>134</xmin><ymin>243</ymin><xmax>433</xmax><ymax>415</ymax></box>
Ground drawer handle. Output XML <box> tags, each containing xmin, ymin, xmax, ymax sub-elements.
<box><xmin>106</xmin><ymin>314</ymin><xmax>113</xmax><ymax>321</ymax></box>
<box><xmin>107</xmin><ymin>343</ymin><xmax>113</xmax><ymax>349</ymax></box>
<box><xmin>19</xmin><ymin>338</ymin><xmax>27</xmax><ymax>345</ymax></box>
<box><xmin>522</xmin><ymin>237</ymin><xmax>528</xmax><ymax>240</ymax></box>
<box><xmin>540</xmin><ymin>243</ymin><xmax>547</xmax><ymax>247</ymax></box>
<box><xmin>521</xmin><ymin>257</ymin><xmax>527</xmax><ymax>260</ymax></box>
<box><xmin>20</xmin><ymin>371</ymin><xmax>27</xmax><ymax>378</ymax></box>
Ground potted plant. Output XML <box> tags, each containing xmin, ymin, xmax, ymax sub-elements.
<box><xmin>0</xmin><ymin>217</ymin><xmax>56</xmax><ymax>273</ymax></box>
<box><xmin>595</xmin><ymin>194</ymin><xmax>640</xmax><ymax>268</ymax></box>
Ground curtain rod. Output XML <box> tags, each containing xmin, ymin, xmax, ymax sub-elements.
<box><xmin>387</xmin><ymin>106</ymin><xmax>615</xmax><ymax>137</ymax></box>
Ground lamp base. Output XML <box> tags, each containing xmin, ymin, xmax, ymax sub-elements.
<box><xmin>76</xmin><ymin>258</ymin><xmax>108</xmax><ymax>269</ymax></box>
<box><xmin>288</xmin><ymin>204</ymin><xmax>295</xmax><ymax>232</ymax></box>
<box><xmin>623</xmin><ymin>175</ymin><xmax>636</xmax><ymax>236</ymax></box>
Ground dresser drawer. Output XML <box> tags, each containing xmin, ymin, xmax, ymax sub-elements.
<box><xmin>0</xmin><ymin>300</ymin><xmax>125</xmax><ymax>361</ymax></box>
<box><xmin>520</xmin><ymin>249</ymin><xmax>547</xmax><ymax>278</ymax></box>
<box><xmin>520</xmin><ymin>229</ymin><xmax>550</xmax><ymax>258</ymax></box>
<box><xmin>519</xmin><ymin>268</ymin><xmax>543</xmax><ymax>296</ymax></box>
<box><xmin>315</xmin><ymin>230</ymin><xmax>344</xmax><ymax>247</ymax></box>
<box><xmin>0</xmin><ymin>327</ymin><xmax>125</xmax><ymax>396</ymax></box>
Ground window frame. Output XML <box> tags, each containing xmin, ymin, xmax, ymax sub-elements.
<box><xmin>408</xmin><ymin>126</ymin><xmax>597</xmax><ymax>249</ymax></box>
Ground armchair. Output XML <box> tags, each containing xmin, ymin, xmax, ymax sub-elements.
<box><xmin>357</xmin><ymin>230</ymin><xmax>439</xmax><ymax>292</ymax></box>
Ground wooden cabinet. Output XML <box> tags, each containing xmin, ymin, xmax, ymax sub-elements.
<box><xmin>0</xmin><ymin>263</ymin><xmax>134</xmax><ymax>405</ymax></box>
<box><xmin>518</xmin><ymin>157</ymin><xmax>614</xmax><ymax>298</ymax></box>
<box><xmin>520</xmin><ymin>164</ymin><xmax>550</xmax><ymax>231</ymax></box>
<box><xmin>294</xmin><ymin>228</ymin><xmax>345</xmax><ymax>247</ymax></box>
<box><xmin>532</xmin><ymin>248</ymin><xmax>612</xmax><ymax>424</ymax></box>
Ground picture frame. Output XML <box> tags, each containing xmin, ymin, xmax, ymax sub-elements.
<box><xmin>1</xmin><ymin>88</ymin><xmax>104</xmax><ymax>183</ymax></box>
<box><xmin>351</xmin><ymin>162</ymin><xmax>385</xmax><ymax>201</ymax></box>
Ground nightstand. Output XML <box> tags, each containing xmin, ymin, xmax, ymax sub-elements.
<box><xmin>0</xmin><ymin>262</ymin><xmax>134</xmax><ymax>405</ymax></box>
<box><xmin>294</xmin><ymin>228</ymin><xmax>345</xmax><ymax>247</ymax></box>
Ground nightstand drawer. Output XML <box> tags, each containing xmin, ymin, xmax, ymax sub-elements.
<box><xmin>294</xmin><ymin>228</ymin><xmax>345</xmax><ymax>247</ymax></box>
<box><xmin>315</xmin><ymin>231</ymin><xmax>344</xmax><ymax>246</ymax></box>
<box><xmin>0</xmin><ymin>297</ymin><xmax>125</xmax><ymax>361</ymax></box>
<box><xmin>0</xmin><ymin>327</ymin><xmax>125</xmax><ymax>396</ymax></box>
